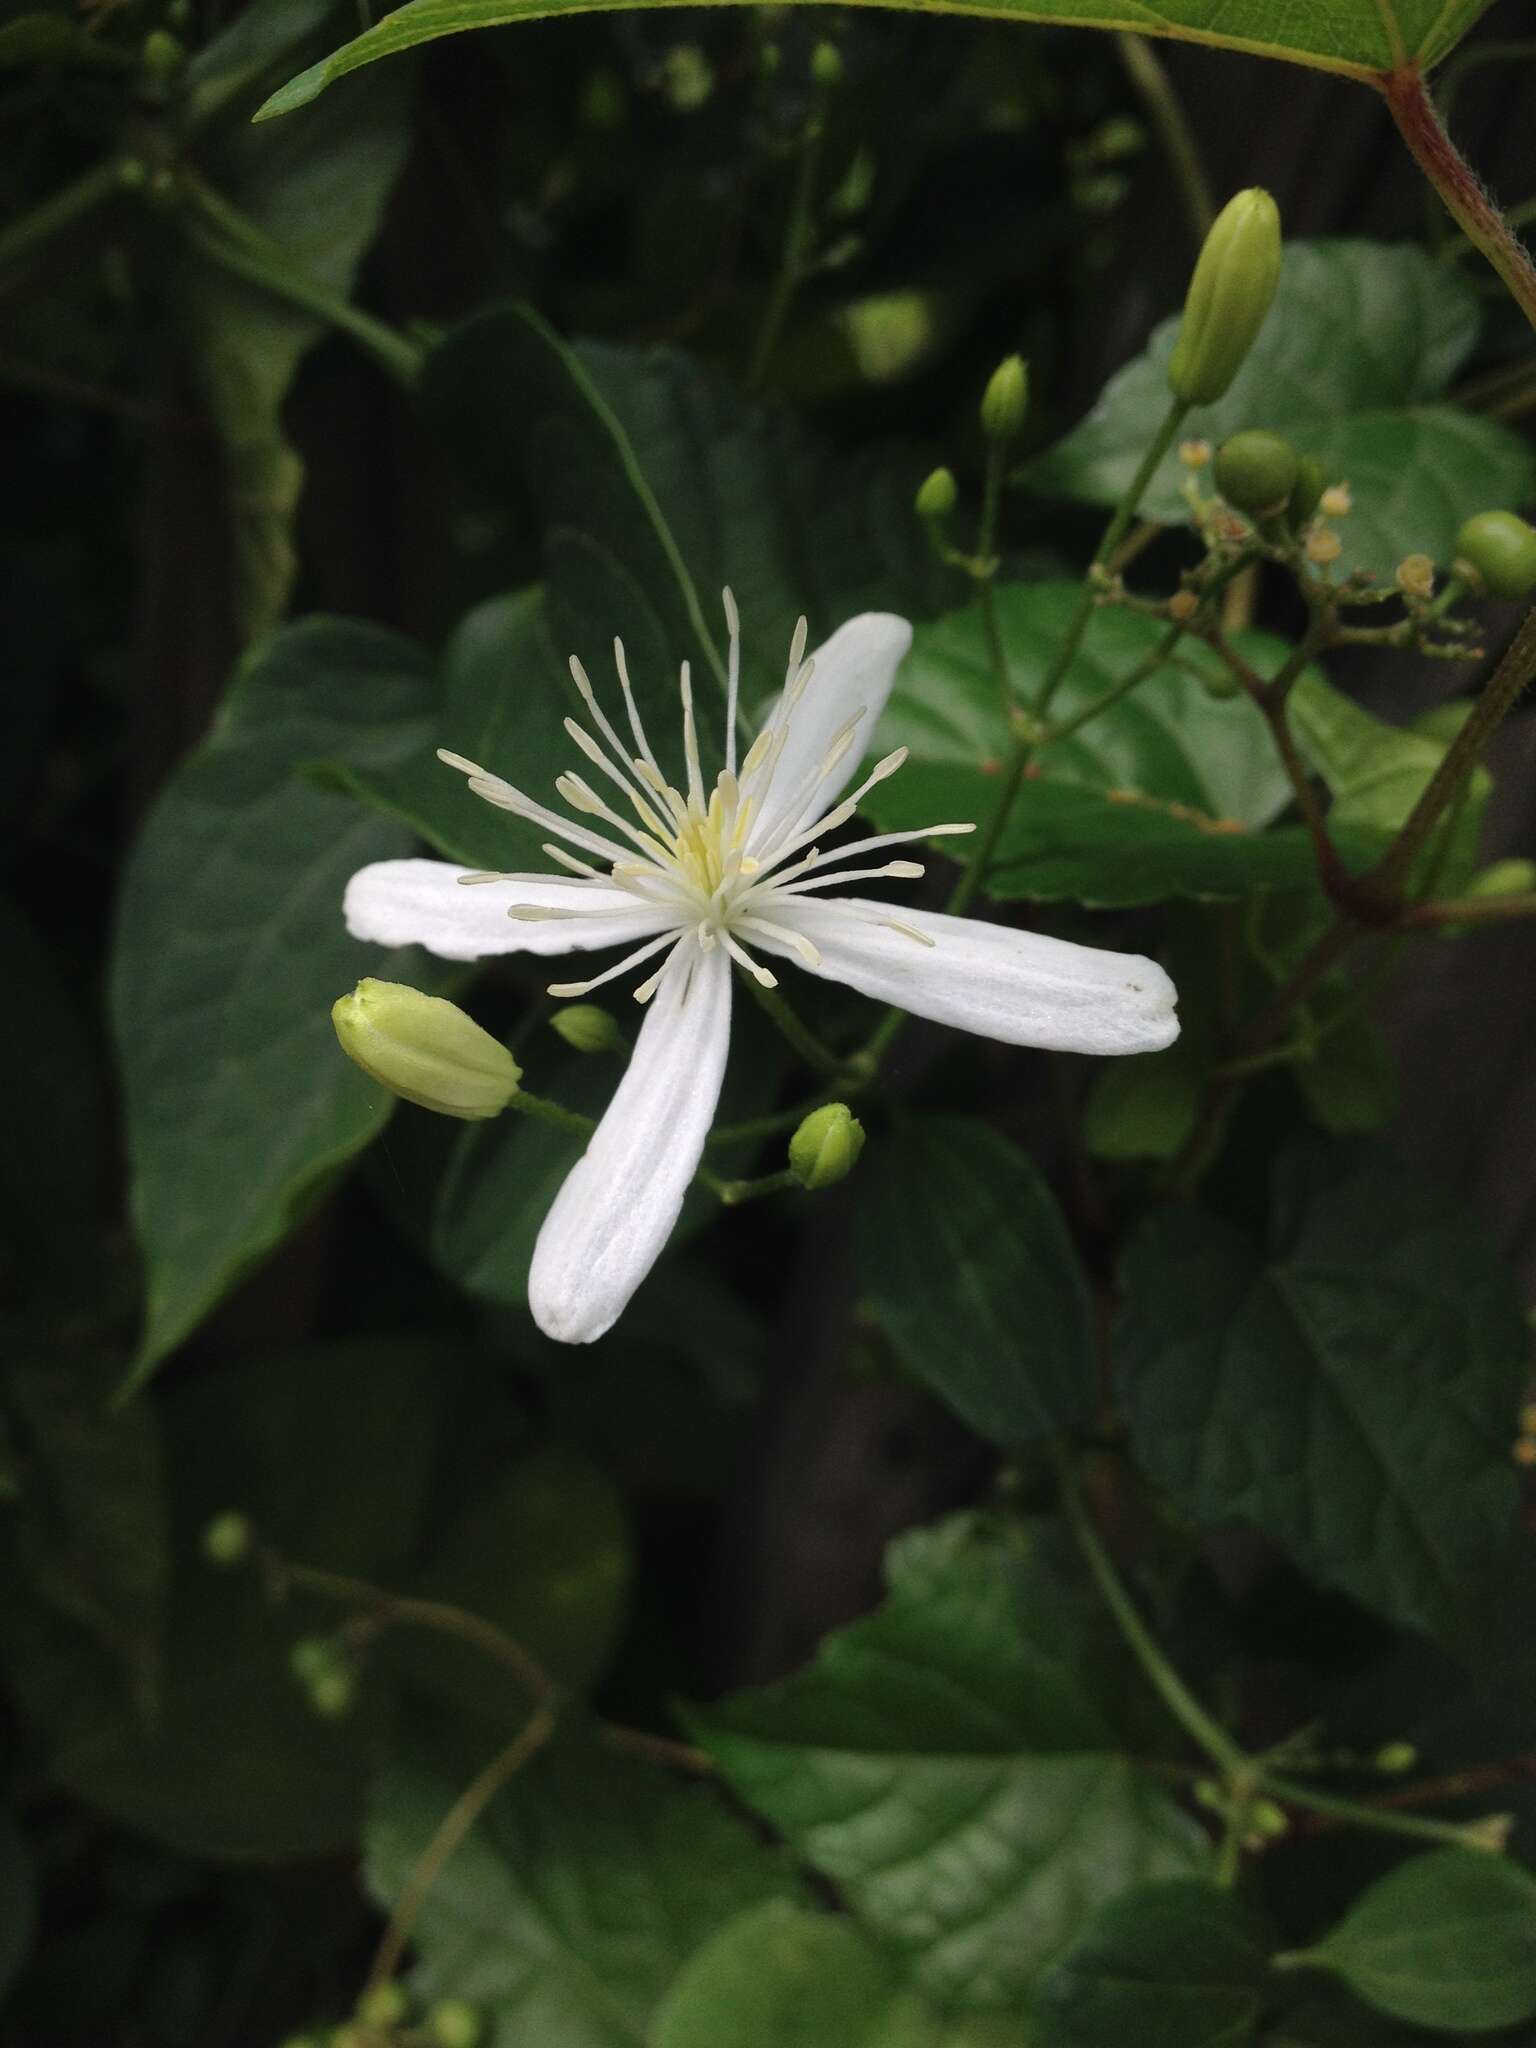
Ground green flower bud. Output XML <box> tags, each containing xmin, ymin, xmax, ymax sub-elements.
<box><xmin>1455</xmin><ymin>510</ymin><xmax>1536</xmax><ymax>598</ymax></box>
<box><xmin>661</xmin><ymin>43</ymin><xmax>712</xmax><ymax>113</ymax></box>
<box><xmin>202</xmin><ymin>1511</ymin><xmax>253</xmax><ymax>1566</ymax></box>
<box><xmin>578</xmin><ymin>67</ymin><xmax>626</xmax><ymax>133</ymax></box>
<box><xmin>788</xmin><ymin>1103</ymin><xmax>865</xmax><ymax>1190</ymax></box>
<box><xmin>1468</xmin><ymin>858</ymin><xmax>1536</xmax><ymax>898</ymax></box>
<box><xmin>979</xmin><ymin>354</ymin><xmax>1029</xmax><ymax>443</ymax></box>
<box><xmin>333</xmin><ymin>980</ymin><xmax>520</xmax><ymax>1121</ymax></box>
<box><xmin>550</xmin><ymin>1004</ymin><xmax>624</xmax><ymax>1055</ymax></box>
<box><xmin>358</xmin><ymin>1983</ymin><xmax>410</xmax><ymax>2030</ymax></box>
<box><xmin>427</xmin><ymin>2002</ymin><xmax>483</xmax><ymax>2048</ymax></box>
<box><xmin>1213</xmin><ymin>430</ymin><xmax>1299</xmax><ymax>519</ymax></box>
<box><xmin>1287</xmin><ymin>452</ymin><xmax>1326</xmax><ymax>529</ymax></box>
<box><xmin>1167</xmin><ymin>187</ymin><xmax>1282</xmax><ymax>406</ymax></box>
<box><xmin>289</xmin><ymin>1636</ymin><xmax>338</xmax><ymax>1686</ymax></box>
<box><xmin>1248</xmin><ymin>1799</ymin><xmax>1289</xmax><ymax>1839</ymax></box>
<box><xmin>141</xmin><ymin>26</ymin><xmax>184</xmax><ymax>77</ymax></box>
<box><xmin>1373</xmin><ymin>1741</ymin><xmax>1417</xmax><ymax>1775</ymax></box>
<box><xmin>810</xmin><ymin>39</ymin><xmax>843</xmax><ymax>88</ymax></box>
<box><xmin>914</xmin><ymin>466</ymin><xmax>958</xmax><ymax>522</ymax></box>
<box><xmin>308</xmin><ymin>1666</ymin><xmax>355</xmax><ymax>1719</ymax></box>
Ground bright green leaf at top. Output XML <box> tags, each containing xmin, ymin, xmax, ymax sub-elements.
<box><xmin>1293</xmin><ymin>1851</ymin><xmax>1536</xmax><ymax>2034</ymax></box>
<box><xmin>1032</xmin><ymin>1879</ymin><xmax>1272</xmax><ymax>2048</ymax></box>
<box><xmin>256</xmin><ymin>0</ymin><xmax>1500</xmax><ymax>124</ymax></box>
<box><xmin>1027</xmin><ymin>242</ymin><xmax>1534</xmax><ymax>582</ymax></box>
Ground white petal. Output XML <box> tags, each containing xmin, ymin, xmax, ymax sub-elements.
<box><xmin>528</xmin><ymin>941</ymin><xmax>731</xmax><ymax>1343</ymax></box>
<box><xmin>752</xmin><ymin>896</ymin><xmax>1179</xmax><ymax>1055</ymax></box>
<box><xmin>750</xmin><ymin>613</ymin><xmax>912</xmax><ymax>846</ymax></box>
<box><xmin>344</xmin><ymin>858</ymin><xmax>672</xmax><ymax>962</ymax></box>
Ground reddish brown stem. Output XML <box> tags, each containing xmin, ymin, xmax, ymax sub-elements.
<box><xmin>1378</xmin><ymin>63</ymin><xmax>1536</xmax><ymax>339</ymax></box>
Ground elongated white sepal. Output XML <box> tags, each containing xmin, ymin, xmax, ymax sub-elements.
<box><xmin>751</xmin><ymin>614</ymin><xmax>912</xmax><ymax>844</ymax></box>
<box><xmin>344</xmin><ymin>859</ymin><xmax>671</xmax><ymax>961</ymax></box>
<box><xmin>750</xmin><ymin>896</ymin><xmax>1179</xmax><ymax>1055</ymax></box>
<box><xmin>528</xmin><ymin>940</ymin><xmax>731</xmax><ymax>1343</ymax></box>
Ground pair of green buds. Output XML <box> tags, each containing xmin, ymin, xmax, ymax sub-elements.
<box><xmin>332</xmin><ymin>980</ymin><xmax>866</xmax><ymax>1191</ymax></box>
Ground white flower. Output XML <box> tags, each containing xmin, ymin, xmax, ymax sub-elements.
<box><xmin>345</xmin><ymin>599</ymin><xmax>1178</xmax><ymax>1344</ymax></box>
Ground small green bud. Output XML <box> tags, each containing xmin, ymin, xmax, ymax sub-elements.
<box><xmin>309</xmin><ymin>1666</ymin><xmax>355</xmax><ymax>1719</ymax></box>
<box><xmin>550</xmin><ymin>1004</ymin><xmax>624</xmax><ymax>1055</ymax></box>
<box><xmin>427</xmin><ymin>2002</ymin><xmax>483</xmax><ymax>2048</ymax></box>
<box><xmin>1373</xmin><ymin>1741</ymin><xmax>1417</xmax><ymax>1775</ymax></box>
<box><xmin>1455</xmin><ymin>510</ymin><xmax>1536</xmax><ymax>598</ymax></box>
<box><xmin>1167</xmin><ymin>187</ymin><xmax>1282</xmax><ymax>406</ymax></box>
<box><xmin>1213</xmin><ymin>430</ymin><xmax>1299</xmax><ymax>519</ymax></box>
<box><xmin>1248</xmin><ymin>1799</ymin><xmax>1289</xmax><ymax>1840</ymax></box>
<box><xmin>358</xmin><ymin>1983</ymin><xmax>410</xmax><ymax>2029</ymax></box>
<box><xmin>788</xmin><ymin>1103</ymin><xmax>865</xmax><ymax>1191</ymax></box>
<box><xmin>333</xmin><ymin>980</ymin><xmax>520</xmax><ymax>1121</ymax></box>
<box><xmin>289</xmin><ymin>1636</ymin><xmax>338</xmax><ymax>1686</ymax></box>
<box><xmin>809</xmin><ymin>39</ymin><xmax>843</xmax><ymax>88</ymax></box>
<box><xmin>979</xmin><ymin>355</ymin><xmax>1029</xmax><ymax>443</ymax></box>
<box><xmin>1193</xmin><ymin>1778</ymin><xmax>1223</xmax><ymax>1810</ymax></box>
<box><xmin>202</xmin><ymin>1511</ymin><xmax>253</xmax><ymax>1566</ymax></box>
<box><xmin>1468</xmin><ymin>859</ymin><xmax>1536</xmax><ymax>899</ymax></box>
<box><xmin>914</xmin><ymin>466</ymin><xmax>958</xmax><ymax>522</ymax></box>
<box><xmin>141</xmin><ymin>26</ymin><xmax>184</xmax><ymax>76</ymax></box>
<box><xmin>578</xmin><ymin>67</ymin><xmax>626</xmax><ymax>132</ymax></box>
<box><xmin>1287</xmin><ymin>452</ymin><xmax>1326</xmax><ymax>529</ymax></box>
<box><xmin>1460</xmin><ymin>1813</ymin><xmax>1514</xmax><ymax>1855</ymax></box>
<box><xmin>661</xmin><ymin>43</ymin><xmax>712</xmax><ymax>113</ymax></box>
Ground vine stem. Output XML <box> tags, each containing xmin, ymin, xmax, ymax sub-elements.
<box><xmin>1262</xmin><ymin>1772</ymin><xmax>1499</xmax><ymax>1856</ymax></box>
<box><xmin>1114</xmin><ymin>33</ymin><xmax>1215</xmax><ymax>247</ymax></box>
<box><xmin>1378</xmin><ymin>62</ymin><xmax>1536</xmax><ymax>339</ymax></box>
<box><xmin>747</xmin><ymin>69</ymin><xmax>833</xmax><ymax>391</ymax></box>
<box><xmin>0</xmin><ymin>156</ymin><xmax>133</xmax><ymax>284</ymax></box>
<box><xmin>746</xmin><ymin>973</ymin><xmax>850</xmax><ymax>1079</ymax></box>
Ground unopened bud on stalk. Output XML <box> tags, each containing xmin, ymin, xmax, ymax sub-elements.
<box><xmin>914</xmin><ymin>466</ymin><xmax>958</xmax><ymax>522</ymax></box>
<box><xmin>1178</xmin><ymin>438</ymin><xmax>1212</xmax><ymax>469</ymax></box>
<box><xmin>979</xmin><ymin>354</ymin><xmax>1029</xmax><ymax>443</ymax></box>
<box><xmin>427</xmin><ymin>2003</ymin><xmax>484</xmax><ymax>2048</ymax></box>
<box><xmin>202</xmin><ymin>1512</ymin><xmax>253</xmax><ymax>1566</ymax></box>
<box><xmin>551</xmin><ymin>1004</ymin><xmax>624</xmax><ymax>1055</ymax></box>
<box><xmin>1167</xmin><ymin>188</ymin><xmax>1282</xmax><ymax>405</ymax></box>
<box><xmin>1373</xmin><ymin>1741</ymin><xmax>1418</xmax><ymax>1775</ymax></box>
<box><xmin>1456</xmin><ymin>511</ymin><xmax>1536</xmax><ymax>598</ymax></box>
<box><xmin>788</xmin><ymin>1103</ymin><xmax>865</xmax><ymax>1190</ymax></box>
<box><xmin>333</xmin><ymin>979</ymin><xmax>520</xmax><ymax>1120</ymax></box>
<box><xmin>1213</xmin><ymin>430</ymin><xmax>1299</xmax><ymax>519</ymax></box>
<box><xmin>1468</xmin><ymin>858</ymin><xmax>1536</xmax><ymax>898</ymax></box>
<box><xmin>1305</xmin><ymin>527</ymin><xmax>1343</xmax><ymax>568</ymax></box>
<box><xmin>1319</xmin><ymin>482</ymin><xmax>1353</xmax><ymax>520</ymax></box>
<box><xmin>358</xmin><ymin>1984</ymin><xmax>409</xmax><ymax>2030</ymax></box>
<box><xmin>810</xmin><ymin>39</ymin><xmax>843</xmax><ymax>88</ymax></box>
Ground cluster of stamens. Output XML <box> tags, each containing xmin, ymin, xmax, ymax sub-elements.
<box><xmin>437</xmin><ymin>592</ymin><xmax>973</xmax><ymax>1002</ymax></box>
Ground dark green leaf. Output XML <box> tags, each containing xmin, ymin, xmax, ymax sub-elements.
<box><xmin>856</xmin><ymin>1116</ymin><xmax>1093</xmax><ymax>1444</ymax></box>
<box><xmin>1028</xmin><ymin>243</ymin><xmax>1534</xmax><ymax>580</ymax></box>
<box><xmin>1032</xmin><ymin>1879</ymin><xmax>1271</xmax><ymax>2048</ymax></box>
<box><xmin>1295</xmin><ymin>1851</ymin><xmax>1536</xmax><ymax>2033</ymax></box>
<box><xmin>1120</xmin><ymin>1142</ymin><xmax>1527</xmax><ymax>1646</ymax></box>
<box><xmin>864</xmin><ymin>587</ymin><xmax>1339</xmax><ymax>907</ymax></box>
<box><xmin>691</xmin><ymin>1513</ymin><xmax>1208</xmax><ymax>2009</ymax></box>
<box><xmin>111</xmin><ymin>618</ymin><xmax>455</xmax><ymax>1383</ymax></box>
<box><xmin>365</xmin><ymin>1716</ymin><xmax>801</xmax><ymax>2048</ymax></box>
<box><xmin>416</xmin><ymin>304</ymin><xmax>954</xmax><ymax>741</ymax></box>
<box><xmin>257</xmin><ymin>2</ymin><xmax>1500</xmax><ymax>123</ymax></box>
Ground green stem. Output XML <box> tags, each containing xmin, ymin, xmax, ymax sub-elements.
<box><xmin>509</xmin><ymin>1089</ymin><xmax>596</xmax><ymax>1138</ymax></box>
<box><xmin>1380</xmin><ymin>62</ymin><xmax>1536</xmax><ymax>341</ymax></box>
<box><xmin>1260</xmin><ymin>1772</ymin><xmax>1499</xmax><ymax>1855</ymax></box>
<box><xmin>1043</xmin><ymin>621</ymin><xmax>1183</xmax><ymax>746</ymax></box>
<box><xmin>709</xmin><ymin>1089</ymin><xmax>839</xmax><ymax>1149</ymax></box>
<box><xmin>0</xmin><ymin>156</ymin><xmax>133</xmax><ymax>286</ymax></box>
<box><xmin>1059</xmin><ymin>1458</ymin><xmax>1244</xmax><ymax>1775</ymax></box>
<box><xmin>1367</xmin><ymin>605</ymin><xmax>1536</xmax><ymax>902</ymax></box>
<box><xmin>975</xmin><ymin>442</ymin><xmax>1016</xmax><ymax>716</ymax></box>
<box><xmin>1407</xmin><ymin>890</ymin><xmax>1536</xmax><ymax>927</ymax></box>
<box><xmin>946</xmin><ymin>397</ymin><xmax>1189</xmax><ymax>923</ymax></box>
<box><xmin>747</xmin><ymin>74</ymin><xmax>831</xmax><ymax>390</ymax></box>
<box><xmin>714</xmin><ymin>1166</ymin><xmax>801</xmax><ymax>1207</ymax></box>
<box><xmin>181</xmin><ymin>176</ymin><xmax>423</xmax><ymax>384</ymax></box>
<box><xmin>746</xmin><ymin>974</ymin><xmax>849</xmax><ymax>1079</ymax></box>
<box><xmin>1114</xmin><ymin>33</ymin><xmax>1215</xmax><ymax>246</ymax></box>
